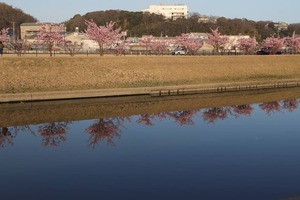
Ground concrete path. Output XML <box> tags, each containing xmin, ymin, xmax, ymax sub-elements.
<box><xmin>1</xmin><ymin>79</ymin><xmax>300</xmax><ymax>103</ymax></box>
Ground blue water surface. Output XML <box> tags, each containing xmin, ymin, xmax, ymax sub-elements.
<box><xmin>1</xmin><ymin>99</ymin><xmax>300</xmax><ymax>200</ymax></box>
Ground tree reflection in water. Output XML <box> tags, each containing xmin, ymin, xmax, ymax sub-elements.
<box><xmin>2</xmin><ymin>99</ymin><xmax>300</xmax><ymax>148</ymax></box>
<box><xmin>38</xmin><ymin>122</ymin><xmax>71</xmax><ymax>147</ymax></box>
<box><xmin>136</xmin><ymin>111</ymin><xmax>198</xmax><ymax>126</ymax></box>
<box><xmin>0</xmin><ymin>127</ymin><xmax>14</xmax><ymax>147</ymax></box>
<box><xmin>168</xmin><ymin>110</ymin><xmax>198</xmax><ymax>126</ymax></box>
<box><xmin>232</xmin><ymin>105</ymin><xmax>254</xmax><ymax>117</ymax></box>
<box><xmin>136</xmin><ymin>113</ymin><xmax>170</xmax><ymax>126</ymax></box>
<box><xmin>86</xmin><ymin>117</ymin><xmax>130</xmax><ymax>148</ymax></box>
<box><xmin>137</xmin><ymin>114</ymin><xmax>156</xmax><ymax>126</ymax></box>
<box><xmin>259</xmin><ymin>101</ymin><xmax>281</xmax><ymax>115</ymax></box>
<box><xmin>282</xmin><ymin>99</ymin><xmax>299</xmax><ymax>112</ymax></box>
<box><xmin>203</xmin><ymin>107</ymin><xmax>231</xmax><ymax>124</ymax></box>
<box><xmin>13</xmin><ymin>125</ymin><xmax>37</xmax><ymax>137</ymax></box>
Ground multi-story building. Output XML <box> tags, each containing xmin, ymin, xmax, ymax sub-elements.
<box><xmin>20</xmin><ymin>23</ymin><xmax>40</xmax><ymax>40</ymax></box>
<box><xmin>20</xmin><ymin>23</ymin><xmax>66</xmax><ymax>41</ymax></box>
<box><xmin>142</xmin><ymin>4</ymin><xmax>188</xmax><ymax>20</ymax></box>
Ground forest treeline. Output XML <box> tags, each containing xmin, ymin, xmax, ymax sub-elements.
<box><xmin>65</xmin><ymin>10</ymin><xmax>300</xmax><ymax>41</ymax></box>
<box><xmin>1</xmin><ymin>2</ymin><xmax>300</xmax><ymax>41</ymax></box>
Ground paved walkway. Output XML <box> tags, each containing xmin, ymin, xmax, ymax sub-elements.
<box><xmin>1</xmin><ymin>79</ymin><xmax>300</xmax><ymax>103</ymax></box>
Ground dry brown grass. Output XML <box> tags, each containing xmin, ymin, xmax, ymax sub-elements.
<box><xmin>1</xmin><ymin>54</ymin><xmax>300</xmax><ymax>93</ymax></box>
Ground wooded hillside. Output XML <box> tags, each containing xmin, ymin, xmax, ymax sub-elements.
<box><xmin>0</xmin><ymin>3</ymin><xmax>37</xmax><ymax>37</ymax></box>
<box><xmin>65</xmin><ymin>10</ymin><xmax>300</xmax><ymax>41</ymax></box>
<box><xmin>1</xmin><ymin>2</ymin><xmax>300</xmax><ymax>41</ymax></box>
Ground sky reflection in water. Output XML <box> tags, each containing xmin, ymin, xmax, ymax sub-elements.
<box><xmin>1</xmin><ymin>99</ymin><xmax>300</xmax><ymax>200</ymax></box>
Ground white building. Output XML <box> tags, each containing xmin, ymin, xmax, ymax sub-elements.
<box><xmin>197</xmin><ymin>15</ymin><xmax>217</xmax><ymax>24</ymax></box>
<box><xmin>65</xmin><ymin>30</ymin><xmax>98</xmax><ymax>52</ymax></box>
<box><xmin>274</xmin><ymin>22</ymin><xmax>289</xmax><ymax>31</ymax></box>
<box><xmin>142</xmin><ymin>4</ymin><xmax>188</xmax><ymax>20</ymax></box>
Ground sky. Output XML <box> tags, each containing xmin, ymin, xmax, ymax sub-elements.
<box><xmin>1</xmin><ymin>0</ymin><xmax>299</xmax><ymax>24</ymax></box>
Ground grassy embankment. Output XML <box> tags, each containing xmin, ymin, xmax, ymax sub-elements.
<box><xmin>0</xmin><ymin>54</ymin><xmax>300</xmax><ymax>94</ymax></box>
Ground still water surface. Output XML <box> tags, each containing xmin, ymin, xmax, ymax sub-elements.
<box><xmin>1</xmin><ymin>94</ymin><xmax>300</xmax><ymax>200</ymax></box>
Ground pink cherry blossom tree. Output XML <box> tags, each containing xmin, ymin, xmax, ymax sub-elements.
<box><xmin>37</xmin><ymin>23</ymin><xmax>65</xmax><ymax>56</ymax></box>
<box><xmin>139</xmin><ymin>35</ymin><xmax>154</xmax><ymax>55</ymax></box>
<box><xmin>285</xmin><ymin>36</ymin><xmax>300</xmax><ymax>54</ymax></box>
<box><xmin>0</xmin><ymin>28</ymin><xmax>9</xmax><ymax>42</ymax></box>
<box><xmin>237</xmin><ymin>37</ymin><xmax>257</xmax><ymax>55</ymax></box>
<box><xmin>206</xmin><ymin>28</ymin><xmax>229</xmax><ymax>53</ymax></box>
<box><xmin>11</xmin><ymin>40</ymin><xmax>31</xmax><ymax>56</ymax></box>
<box><xmin>262</xmin><ymin>36</ymin><xmax>285</xmax><ymax>54</ymax></box>
<box><xmin>109</xmin><ymin>39</ymin><xmax>129</xmax><ymax>56</ymax></box>
<box><xmin>84</xmin><ymin>20</ymin><xmax>121</xmax><ymax>56</ymax></box>
<box><xmin>64</xmin><ymin>41</ymin><xmax>83</xmax><ymax>56</ymax></box>
<box><xmin>148</xmin><ymin>38</ymin><xmax>169</xmax><ymax>55</ymax></box>
<box><xmin>176</xmin><ymin>33</ymin><xmax>203</xmax><ymax>55</ymax></box>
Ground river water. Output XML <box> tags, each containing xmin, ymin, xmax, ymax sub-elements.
<box><xmin>1</xmin><ymin>89</ymin><xmax>300</xmax><ymax>200</ymax></box>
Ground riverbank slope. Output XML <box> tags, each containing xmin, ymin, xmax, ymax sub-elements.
<box><xmin>0</xmin><ymin>55</ymin><xmax>300</xmax><ymax>101</ymax></box>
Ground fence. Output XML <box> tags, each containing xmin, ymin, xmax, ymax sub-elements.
<box><xmin>3</xmin><ymin>48</ymin><xmax>299</xmax><ymax>57</ymax></box>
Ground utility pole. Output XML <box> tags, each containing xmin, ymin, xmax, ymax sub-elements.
<box><xmin>11</xmin><ymin>22</ymin><xmax>16</xmax><ymax>42</ymax></box>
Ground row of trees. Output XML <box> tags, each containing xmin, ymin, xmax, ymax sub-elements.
<box><xmin>1</xmin><ymin>20</ymin><xmax>300</xmax><ymax>56</ymax></box>
<box><xmin>1</xmin><ymin>19</ymin><xmax>300</xmax><ymax>56</ymax></box>
<box><xmin>1</xmin><ymin>98</ymin><xmax>298</xmax><ymax>148</ymax></box>
<box><xmin>140</xmin><ymin>29</ymin><xmax>300</xmax><ymax>55</ymax></box>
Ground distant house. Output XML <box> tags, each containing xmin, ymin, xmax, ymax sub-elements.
<box><xmin>197</xmin><ymin>15</ymin><xmax>217</xmax><ymax>24</ymax></box>
<box><xmin>142</xmin><ymin>4</ymin><xmax>188</xmax><ymax>20</ymax></box>
<box><xmin>274</xmin><ymin>22</ymin><xmax>289</xmax><ymax>31</ymax></box>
